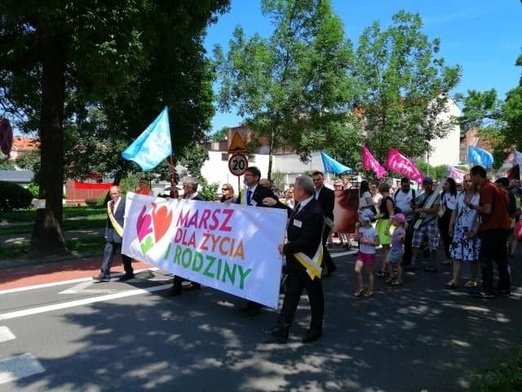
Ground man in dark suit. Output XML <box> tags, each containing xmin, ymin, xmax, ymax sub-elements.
<box><xmin>236</xmin><ymin>166</ymin><xmax>284</xmax><ymax>316</ymax></box>
<box><xmin>93</xmin><ymin>185</ymin><xmax>134</xmax><ymax>282</ymax></box>
<box><xmin>311</xmin><ymin>171</ymin><xmax>337</xmax><ymax>276</ymax></box>
<box><xmin>264</xmin><ymin>175</ymin><xmax>325</xmax><ymax>343</ymax></box>
<box><xmin>164</xmin><ymin>177</ymin><xmax>204</xmax><ymax>297</ymax></box>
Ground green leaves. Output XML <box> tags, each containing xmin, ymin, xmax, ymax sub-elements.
<box><xmin>353</xmin><ymin>11</ymin><xmax>461</xmax><ymax>163</ymax></box>
<box><xmin>215</xmin><ymin>0</ymin><xmax>354</xmax><ymax>178</ymax></box>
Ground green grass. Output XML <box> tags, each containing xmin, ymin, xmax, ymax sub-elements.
<box><xmin>1</xmin><ymin>206</ymin><xmax>106</xmax><ymax>235</ymax></box>
<box><xmin>1</xmin><ymin>205</ymin><xmax>106</xmax><ymax>222</ymax></box>
<box><xmin>1</xmin><ymin>206</ymin><xmax>106</xmax><ymax>260</ymax></box>
<box><xmin>466</xmin><ymin>347</ymin><xmax>522</xmax><ymax>392</ymax></box>
<box><xmin>0</xmin><ymin>237</ymin><xmax>105</xmax><ymax>262</ymax></box>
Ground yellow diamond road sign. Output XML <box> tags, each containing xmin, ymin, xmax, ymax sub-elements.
<box><xmin>228</xmin><ymin>131</ymin><xmax>247</xmax><ymax>153</ymax></box>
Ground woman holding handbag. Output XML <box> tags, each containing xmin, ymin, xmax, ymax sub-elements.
<box><xmin>447</xmin><ymin>175</ymin><xmax>481</xmax><ymax>289</ymax></box>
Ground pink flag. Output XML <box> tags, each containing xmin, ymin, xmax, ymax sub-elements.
<box><xmin>362</xmin><ymin>145</ymin><xmax>387</xmax><ymax>179</ymax></box>
<box><xmin>447</xmin><ymin>166</ymin><xmax>467</xmax><ymax>183</ymax></box>
<box><xmin>507</xmin><ymin>150</ymin><xmax>522</xmax><ymax>166</ymax></box>
<box><xmin>385</xmin><ymin>148</ymin><xmax>424</xmax><ymax>183</ymax></box>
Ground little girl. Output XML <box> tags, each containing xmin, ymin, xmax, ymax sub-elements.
<box><xmin>385</xmin><ymin>213</ymin><xmax>407</xmax><ymax>286</ymax></box>
<box><xmin>354</xmin><ymin>209</ymin><xmax>380</xmax><ymax>297</ymax></box>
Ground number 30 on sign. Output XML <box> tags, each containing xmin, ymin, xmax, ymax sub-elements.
<box><xmin>228</xmin><ymin>153</ymin><xmax>248</xmax><ymax>176</ymax></box>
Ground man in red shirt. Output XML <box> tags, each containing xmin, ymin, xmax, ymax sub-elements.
<box><xmin>468</xmin><ymin>165</ymin><xmax>511</xmax><ymax>298</ymax></box>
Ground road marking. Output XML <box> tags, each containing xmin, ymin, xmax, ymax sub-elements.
<box><xmin>0</xmin><ymin>353</ymin><xmax>45</xmax><ymax>385</ymax></box>
<box><xmin>0</xmin><ymin>267</ymin><xmax>160</xmax><ymax>295</ymax></box>
<box><xmin>58</xmin><ymin>281</ymin><xmax>120</xmax><ymax>295</ymax></box>
<box><xmin>0</xmin><ymin>326</ymin><xmax>15</xmax><ymax>343</ymax></box>
<box><xmin>331</xmin><ymin>250</ymin><xmax>356</xmax><ymax>258</ymax></box>
<box><xmin>0</xmin><ymin>284</ymin><xmax>171</xmax><ymax>321</ymax></box>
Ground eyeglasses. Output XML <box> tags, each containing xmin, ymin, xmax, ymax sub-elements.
<box><xmin>222</xmin><ymin>188</ymin><xmax>229</xmax><ymax>191</ymax></box>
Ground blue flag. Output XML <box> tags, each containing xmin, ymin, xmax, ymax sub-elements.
<box><xmin>320</xmin><ymin>151</ymin><xmax>352</xmax><ymax>175</ymax></box>
<box><xmin>122</xmin><ymin>107</ymin><xmax>172</xmax><ymax>171</ymax></box>
<box><xmin>468</xmin><ymin>146</ymin><xmax>493</xmax><ymax>169</ymax></box>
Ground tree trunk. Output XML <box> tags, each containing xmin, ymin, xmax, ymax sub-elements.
<box><xmin>267</xmin><ymin>129</ymin><xmax>275</xmax><ymax>181</ymax></box>
<box><xmin>30</xmin><ymin>25</ymin><xmax>67</xmax><ymax>256</ymax></box>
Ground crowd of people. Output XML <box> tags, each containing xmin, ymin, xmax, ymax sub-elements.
<box><xmin>91</xmin><ymin>165</ymin><xmax>521</xmax><ymax>343</ymax></box>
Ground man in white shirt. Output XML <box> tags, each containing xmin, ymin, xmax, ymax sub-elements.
<box><xmin>393</xmin><ymin>177</ymin><xmax>416</xmax><ymax>268</ymax></box>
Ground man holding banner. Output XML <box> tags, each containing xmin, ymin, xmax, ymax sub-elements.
<box><xmin>93</xmin><ymin>186</ymin><xmax>134</xmax><ymax>282</ymax></box>
<box><xmin>236</xmin><ymin>166</ymin><xmax>285</xmax><ymax>316</ymax></box>
<box><xmin>264</xmin><ymin>176</ymin><xmax>325</xmax><ymax>344</ymax></box>
<box><xmin>164</xmin><ymin>177</ymin><xmax>204</xmax><ymax>297</ymax></box>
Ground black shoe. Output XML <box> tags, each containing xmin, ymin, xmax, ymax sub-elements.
<box><xmin>263</xmin><ymin>325</ymin><xmax>289</xmax><ymax>344</ymax></box>
<box><xmin>184</xmin><ymin>282</ymin><xmax>201</xmax><ymax>291</ymax></box>
<box><xmin>405</xmin><ymin>265</ymin><xmax>416</xmax><ymax>272</ymax></box>
<box><xmin>163</xmin><ymin>287</ymin><xmax>182</xmax><ymax>297</ymax></box>
<box><xmin>93</xmin><ymin>274</ymin><xmax>110</xmax><ymax>282</ymax></box>
<box><xmin>497</xmin><ymin>288</ymin><xmax>511</xmax><ymax>296</ymax></box>
<box><xmin>472</xmin><ymin>290</ymin><xmax>495</xmax><ymax>299</ymax></box>
<box><xmin>302</xmin><ymin>328</ymin><xmax>322</xmax><ymax>343</ymax></box>
<box><xmin>239</xmin><ymin>302</ymin><xmax>262</xmax><ymax>312</ymax></box>
<box><xmin>118</xmin><ymin>273</ymin><xmax>135</xmax><ymax>282</ymax></box>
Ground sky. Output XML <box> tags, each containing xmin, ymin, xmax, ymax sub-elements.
<box><xmin>205</xmin><ymin>0</ymin><xmax>522</xmax><ymax>133</ymax></box>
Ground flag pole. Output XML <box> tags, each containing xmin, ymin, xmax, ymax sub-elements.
<box><xmin>169</xmin><ymin>155</ymin><xmax>178</xmax><ymax>198</ymax></box>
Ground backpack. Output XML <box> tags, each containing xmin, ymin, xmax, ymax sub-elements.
<box><xmin>393</xmin><ymin>189</ymin><xmax>416</xmax><ymax>214</ymax></box>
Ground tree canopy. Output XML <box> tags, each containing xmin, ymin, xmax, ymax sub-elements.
<box><xmin>0</xmin><ymin>0</ymin><xmax>230</xmax><ymax>255</ymax></box>
<box><xmin>214</xmin><ymin>0</ymin><xmax>358</xmax><ymax>179</ymax></box>
<box><xmin>352</xmin><ymin>11</ymin><xmax>462</xmax><ymax>165</ymax></box>
<box><xmin>215</xmin><ymin>4</ymin><xmax>461</xmax><ymax>177</ymax></box>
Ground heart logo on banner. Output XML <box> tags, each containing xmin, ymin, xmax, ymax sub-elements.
<box><xmin>151</xmin><ymin>203</ymin><xmax>173</xmax><ymax>243</ymax></box>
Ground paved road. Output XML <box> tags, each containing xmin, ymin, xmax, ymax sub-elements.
<box><xmin>0</xmin><ymin>246</ymin><xmax>520</xmax><ymax>391</ymax></box>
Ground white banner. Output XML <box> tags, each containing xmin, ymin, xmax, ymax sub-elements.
<box><xmin>122</xmin><ymin>193</ymin><xmax>287</xmax><ymax>308</ymax></box>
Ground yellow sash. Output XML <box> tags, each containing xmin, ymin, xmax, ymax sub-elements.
<box><xmin>293</xmin><ymin>243</ymin><xmax>323</xmax><ymax>280</ymax></box>
<box><xmin>107</xmin><ymin>202</ymin><xmax>124</xmax><ymax>237</ymax></box>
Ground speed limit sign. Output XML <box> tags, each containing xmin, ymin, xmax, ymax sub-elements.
<box><xmin>228</xmin><ymin>153</ymin><xmax>248</xmax><ymax>176</ymax></box>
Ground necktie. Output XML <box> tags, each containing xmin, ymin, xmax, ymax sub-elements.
<box><xmin>247</xmin><ymin>189</ymin><xmax>253</xmax><ymax>205</ymax></box>
<box><xmin>110</xmin><ymin>201</ymin><xmax>115</xmax><ymax>214</ymax></box>
<box><xmin>294</xmin><ymin>203</ymin><xmax>301</xmax><ymax>215</ymax></box>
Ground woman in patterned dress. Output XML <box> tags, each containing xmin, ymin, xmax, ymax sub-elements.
<box><xmin>446</xmin><ymin>175</ymin><xmax>481</xmax><ymax>289</ymax></box>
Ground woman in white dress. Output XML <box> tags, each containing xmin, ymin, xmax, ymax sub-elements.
<box><xmin>446</xmin><ymin>175</ymin><xmax>481</xmax><ymax>289</ymax></box>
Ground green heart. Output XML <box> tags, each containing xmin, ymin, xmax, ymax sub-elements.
<box><xmin>140</xmin><ymin>236</ymin><xmax>154</xmax><ymax>253</ymax></box>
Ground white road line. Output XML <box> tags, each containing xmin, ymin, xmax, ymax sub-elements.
<box><xmin>0</xmin><ymin>267</ymin><xmax>160</xmax><ymax>295</ymax></box>
<box><xmin>58</xmin><ymin>281</ymin><xmax>120</xmax><ymax>295</ymax></box>
<box><xmin>331</xmin><ymin>250</ymin><xmax>356</xmax><ymax>258</ymax></box>
<box><xmin>0</xmin><ymin>326</ymin><xmax>15</xmax><ymax>343</ymax></box>
<box><xmin>0</xmin><ymin>284</ymin><xmax>171</xmax><ymax>321</ymax></box>
<box><xmin>0</xmin><ymin>353</ymin><xmax>45</xmax><ymax>385</ymax></box>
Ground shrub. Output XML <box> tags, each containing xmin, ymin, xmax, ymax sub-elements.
<box><xmin>0</xmin><ymin>181</ymin><xmax>34</xmax><ymax>211</ymax></box>
<box><xmin>85</xmin><ymin>198</ymin><xmax>98</xmax><ymax>206</ymax></box>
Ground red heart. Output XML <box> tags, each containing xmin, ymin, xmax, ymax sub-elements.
<box><xmin>151</xmin><ymin>203</ymin><xmax>173</xmax><ymax>242</ymax></box>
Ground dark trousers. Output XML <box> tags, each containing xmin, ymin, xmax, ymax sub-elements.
<box><xmin>479</xmin><ymin>229</ymin><xmax>510</xmax><ymax>293</ymax></box>
<box><xmin>438</xmin><ymin>212</ymin><xmax>453</xmax><ymax>259</ymax></box>
<box><xmin>278</xmin><ymin>268</ymin><xmax>324</xmax><ymax>330</ymax></box>
<box><xmin>100</xmin><ymin>241</ymin><xmax>133</xmax><ymax>277</ymax></box>
<box><xmin>322</xmin><ymin>227</ymin><xmax>336</xmax><ymax>271</ymax></box>
<box><xmin>402</xmin><ymin>221</ymin><xmax>414</xmax><ymax>264</ymax></box>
